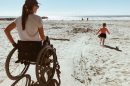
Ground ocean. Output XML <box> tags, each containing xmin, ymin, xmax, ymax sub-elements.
<box><xmin>0</xmin><ymin>15</ymin><xmax>130</xmax><ymax>29</ymax></box>
<box><xmin>1</xmin><ymin>15</ymin><xmax>130</xmax><ymax>21</ymax></box>
<box><xmin>48</xmin><ymin>15</ymin><xmax>130</xmax><ymax>20</ymax></box>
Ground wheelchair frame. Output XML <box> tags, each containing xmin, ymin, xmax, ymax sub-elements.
<box><xmin>5</xmin><ymin>37</ymin><xmax>61</xmax><ymax>86</ymax></box>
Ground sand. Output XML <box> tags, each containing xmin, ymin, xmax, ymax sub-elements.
<box><xmin>0</xmin><ymin>20</ymin><xmax>130</xmax><ymax>86</ymax></box>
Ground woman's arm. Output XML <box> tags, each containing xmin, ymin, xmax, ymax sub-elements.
<box><xmin>38</xmin><ymin>27</ymin><xmax>46</xmax><ymax>41</ymax></box>
<box><xmin>4</xmin><ymin>22</ymin><xmax>16</xmax><ymax>46</ymax></box>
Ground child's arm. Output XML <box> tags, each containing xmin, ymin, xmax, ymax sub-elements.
<box><xmin>96</xmin><ymin>28</ymin><xmax>101</xmax><ymax>35</ymax></box>
<box><xmin>106</xmin><ymin>28</ymin><xmax>110</xmax><ymax>34</ymax></box>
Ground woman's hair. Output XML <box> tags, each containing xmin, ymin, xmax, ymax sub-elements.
<box><xmin>22</xmin><ymin>0</ymin><xmax>39</xmax><ymax>30</ymax></box>
<box><xmin>103</xmin><ymin>23</ymin><xmax>106</xmax><ymax>27</ymax></box>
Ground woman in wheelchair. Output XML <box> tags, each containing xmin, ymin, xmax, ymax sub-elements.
<box><xmin>4</xmin><ymin>0</ymin><xmax>46</xmax><ymax>63</ymax></box>
<box><xmin>4</xmin><ymin>0</ymin><xmax>60</xmax><ymax>85</ymax></box>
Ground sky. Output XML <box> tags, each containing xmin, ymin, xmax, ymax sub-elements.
<box><xmin>0</xmin><ymin>0</ymin><xmax>130</xmax><ymax>17</ymax></box>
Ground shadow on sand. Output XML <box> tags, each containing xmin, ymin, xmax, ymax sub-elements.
<box><xmin>104</xmin><ymin>45</ymin><xmax>122</xmax><ymax>52</ymax></box>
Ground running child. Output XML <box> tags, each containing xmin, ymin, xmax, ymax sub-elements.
<box><xmin>96</xmin><ymin>23</ymin><xmax>110</xmax><ymax>46</ymax></box>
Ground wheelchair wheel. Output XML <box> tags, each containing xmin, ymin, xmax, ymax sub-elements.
<box><xmin>11</xmin><ymin>74</ymin><xmax>31</xmax><ymax>86</ymax></box>
<box><xmin>47</xmin><ymin>79</ymin><xmax>59</xmax><ymax>86</ymax></box>
<box><xmin>5</xmin><ymin>48</ymin><xmax>30</xmax><ymax>80</ymax></box>
<box><xmin>36</xmin><ymin>45</ymin><xmax>57</xmax><ymax>85</ymax></box>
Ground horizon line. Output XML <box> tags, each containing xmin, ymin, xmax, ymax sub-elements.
<box><xmin>0</xmin><ymin>14</ymin><xmax>130</xmax><ymax>17</ymax></box>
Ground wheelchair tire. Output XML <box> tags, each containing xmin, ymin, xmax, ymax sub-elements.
<box><xmin>11</xmin><ymin>74</ymin><xmax>31</xmax><ymax>86</ymax></box>
<box><xmin>5</xmin><ymin>48</ymin><xmax>30</xmax><ymax>80</ymax></box>
<box><xmin>36</xmin><ymin>45</ymin><xmax>57</xmax><ymax>85</ymax></box>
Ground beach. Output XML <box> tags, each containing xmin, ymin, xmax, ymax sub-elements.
<box><xmin>0</xmin><ymin>19</ymin><xmax>130</xmax><ymax>86</ymax></box>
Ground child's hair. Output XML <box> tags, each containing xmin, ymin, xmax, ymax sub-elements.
<box><xmin>103</xmin><ymin>23</ymin><xmax>106</xmax><ymax>27</ymax></box>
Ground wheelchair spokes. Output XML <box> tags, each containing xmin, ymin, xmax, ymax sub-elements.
<box><xmin>36</xmin><ymin>46</ymin><xmax>57</xmax><ymax>85</ymax></box>
<box><xmin>5</xmin><ymin>48</ymin><xmax>30</xmax><ymax>80</ymax></box>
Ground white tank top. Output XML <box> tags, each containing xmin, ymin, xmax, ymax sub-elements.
<box><xmin>14</xmin><ymin>14</ymin><xmax>43</xmax><ymax>41</ymax></box>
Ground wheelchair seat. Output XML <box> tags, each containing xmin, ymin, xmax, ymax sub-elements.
<box><xmin>17</xmin><ymin>40</ymin><xmax>42</xmax><ymax>63</ymax></box>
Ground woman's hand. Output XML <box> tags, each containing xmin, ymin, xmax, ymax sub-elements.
<box><xmin>12</xmin><ymin>43</ymin><xmax>17</xmax><ymax>48</ymax></box>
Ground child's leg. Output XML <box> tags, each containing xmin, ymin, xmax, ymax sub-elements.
<box><xmin>100</xmin><ymin>38</ymin><xmax>102</xmax><ymax>45</ymax></box>
<box><xmin>102</xmin><ymin>38</ymin><xmax>105</xmax><ymax>45</ymax></box>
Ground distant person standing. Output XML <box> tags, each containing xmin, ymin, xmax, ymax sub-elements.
<box><xmin>82</xmin><ymin>18</ymin><xmax>84</xmax><ymax>21</ymax></box>
<box><xmin>96</xmin><ymin>23</ymin><xmax>110</xmax><ymax>46</ymax></box>
<box><xmin>87</xmin><ymin>18</ymin><xmax>89</xmax><ymax>21</ymax></box>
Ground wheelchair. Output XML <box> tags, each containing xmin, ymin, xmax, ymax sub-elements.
<box><xmin>5</xmin><ymin>36</ymin><xmax>61</xmax><ymax>86</ymax></box>
<box><xmin>11</xmin><ymin>74</ymin><xmax>31</xmax><ymax>86</ymax></box>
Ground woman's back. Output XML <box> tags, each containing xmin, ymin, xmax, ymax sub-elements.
<box><xmin>15</xmin><ymin>14</ymin><xmax>43</xmax><ymax>41</ymax></box>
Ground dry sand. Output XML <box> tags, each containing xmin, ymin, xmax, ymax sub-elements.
<box><xmin>0</xmin><ymin>20</ymin><xmax>130</xmax><ymax>86</ymax></box>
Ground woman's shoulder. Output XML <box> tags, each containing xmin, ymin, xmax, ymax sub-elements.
<box><xmin>16</xmin><ymin>16</ymin><xmax>21</xmax><ymax>19</ymax></box>
<box><xmin>30</xmin><ymin>14</ymin><xmax>41</xmax><ymax>19</ymax></box>
<box><xmin>14</xmin><ymin>16</ymin><xmax>21</xmax><ymax>22</ymax></box>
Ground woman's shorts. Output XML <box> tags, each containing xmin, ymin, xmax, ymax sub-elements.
<box><xmin>98</xmin><ymin>33</ymin><xmax>106</xmax><ymax>38</ymax></box>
